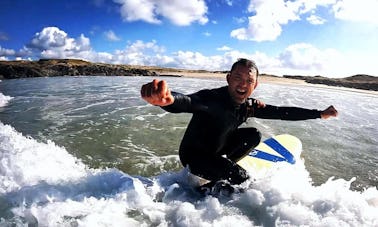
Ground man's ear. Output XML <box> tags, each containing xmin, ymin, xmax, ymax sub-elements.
<box><xmin>226</xmin><ymin>73</ymin><xmax>230</xmax><ymax>84</ymax></box>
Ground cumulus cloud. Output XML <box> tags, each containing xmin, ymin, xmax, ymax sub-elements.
<box><xmin>230</xmin><ymin>0</ymin><xmax>378</xmax><ymax>42</ymax></box>
<box><xmin>1</xmin><ymin>26</ymin><xmax>370</xmax><ymax>77</ymax></box>
<box><xmin>113</xmin><ymin>0</ymin><xmax>208</xmax><ymax>26</ymax></box>
<box><xmin>114</xmin><ymin>0</ymin><xmax>159</xmax><ymax>24</ymax></box>
<box><xmin>231</xmin><ymin>0</ymin><xmax>301</xmax><ymax>41</ymax></box>
<box><xmin>104</xmin><ymin>30</ymin><xmax>121</xmax><ymax>41</ymax></box>
<box><xmin>26</xmin><ymin>27</ymin><xmax>92</xmax><ymax>59</ymax></box>
<box><xmin>332</xmin><ymin>0</ymin><xmax>378</xmax><ymax>25</ymax></box>
<box><xmin>277</xmin><ymin>43</ymin><xmax>345</xmax><ymax>76</ymax></box>
<box><xmin>306</xmin><ymin>15</ymin><xmax>326</xmax><ymax>25</ymax></box>
<box><xmin>0</xmin><ymin>46</ymin><xmax>15</xmax><ymax>56</ymax></box>
<box><xmin>111</xmin><ymin>40</ymin><xmax>168</xmax><ymax>65</ymax></box>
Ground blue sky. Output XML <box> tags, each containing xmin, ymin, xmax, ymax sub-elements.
<box><xmin>0</xmin><ymin>0</ymin><xmax>377</xmax><ymax>77</ymax></box>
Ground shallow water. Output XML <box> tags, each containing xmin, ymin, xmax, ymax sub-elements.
<box><xmin>0</xmin><ymin>76</ymin><xmax>377</xmax><ymax>226</ymax></box>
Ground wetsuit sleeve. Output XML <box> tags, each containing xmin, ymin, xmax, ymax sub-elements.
<box><xmin>252</xmin><ymin>104</ymin><xmax>321</xmax><ymax>120</ymax></box>
<box><xmin>161</xmin><ymin>91</ymin><xmax>208</xmax><ymax>113</ymax></box>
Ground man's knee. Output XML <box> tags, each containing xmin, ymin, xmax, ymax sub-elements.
<box><xmin>251</xmin><ymin>128</ymin><xmax>262</xmax><ymax>147</ymax></box>
<box><xmin>240</xmin><ymin>127</ymin><xmax>261</xmax><ymax>147</ymax></box>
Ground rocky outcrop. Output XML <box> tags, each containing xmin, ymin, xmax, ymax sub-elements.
<box><xmin>0</xmin><ymin>59</ymin><xmax>160</xmax><ymax>79</ymax></box>
<box><xmin>283</xmin><ymin>74</ymin><xmax>378</xmax><ymax>91</ymax></box>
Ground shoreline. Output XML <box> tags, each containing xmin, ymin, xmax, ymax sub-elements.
<box><xmin>169</xmin><ymin>71</ymin><xmax>378</xmax><ymax>96</ymax></box>
<box><xmin>1</xmin><ymin>59</ymin><xmax>376</xmax><ymax>94</ymax></box>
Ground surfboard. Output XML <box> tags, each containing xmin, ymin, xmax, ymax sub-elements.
<box><xmin>237</xmin><ymin>134</ymin><xmax>302</xmax><ymax>172</ymax></box>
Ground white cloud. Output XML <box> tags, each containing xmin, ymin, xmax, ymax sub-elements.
<box><xmin>277</xmin><ymin>43</ymin><xmax>345</xmax><ymax>76</ymax></box>
<box><xmin>26</xmin><ymin>27</ymin><xmax>92</xmax><ymax>59</ymax></box>
<box><xmin>297</xmin><ymin>0</ymin><xmax>336</xmax><ymax>14</ymax></box>
<box><xmin>233</xmin><ymin>17</ymin><xmax>246</xmax><ymax>24</ymax></box>
<box><xmin>203</xmin><ymin>32</ymin><xmax>211</xmax><ymax>37</ymax></box>
<box><xmin>113</xmin><ymin>0</ymin><xmax>208</xmax><ymax>26</ymax></box>
<box><xmin>217</xmin><ymin>46</ymin><xmax>232</xmax><ymax>51</ymax></box>
<box><xmin>28</xmin><ymin>27</ymin><xmax>68</xmax><ymax>50</ymax></box>
<box><xmin>332</xmin><ymin>0</ymin><xmax>378</xmax><ymax>25</ymax></box>
<box><xmin>231</xmin><ymin>0</ymin><xmax>301</xmax><ymax>41</ymax></box>
<box><xmin>230</xmin><ymin>0</ymin><xmax>378</xmax><ymax>42</ymax></box>
<box><xmin>224</xmin><ymin>0</ymin><xmax>233</xmax><ymax>6</ymax></box>
<box><xmin>111</xmin><ymin>40</ymin><xmax>168</xmax><ymax>65</ymax></box>
<box><xmin>114</xmin><ymin>0</ymin><xmax>160</xmax><ymax>24</ymax></box>
<box><xmin>0</xmin><ymin>46</ymin><xmax>15</xmax><ymax>56</ymax></box>
<box><xmin>104</xmin><ymin>30</ymin><xmax>121</xmax><ymax>41</ymax></box>
<box><xmin>157</xmin><ymin>0</ymin><xmax>208</xmax><ymax>26</ymax></box>
<box><xmin>306</xmin><ymin>14</ymin><xmax>326</xmax><ymax>25</ymax></box>
<box><xmin>3</xmin><ymin>27</ymin><xmax>375</xmax><ymax>77</ymax></box>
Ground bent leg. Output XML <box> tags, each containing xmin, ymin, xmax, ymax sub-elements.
<box><xmin>187</xmin><ymin>154</ymin><xmax>249</xmax><ymax>185</ymax></box>
<box><xmin>221</xmin><ymin>127</ymin><xmax>261</xmax><ymax>162</ymax></box>
<box><xmin>180</xmin><ymin>128</ymin><xmax>261</xmax><ymax>185</ymax></box>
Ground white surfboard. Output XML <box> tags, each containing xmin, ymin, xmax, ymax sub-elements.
<box><xmin>237</xmin><ymin>134</ymin><xmax>302</xmax><ymax>172</ymax></box>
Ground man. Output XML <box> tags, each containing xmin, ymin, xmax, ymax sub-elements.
<box><xmin>141</xmin><ymin>58</ymin><xmax>338</xmax><ymax>186</ymax></box>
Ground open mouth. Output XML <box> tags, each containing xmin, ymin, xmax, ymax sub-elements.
<box><xmin>236</xmin><ymin>89</ymin><xmax>247</xmax><ymax>96</ymax></box>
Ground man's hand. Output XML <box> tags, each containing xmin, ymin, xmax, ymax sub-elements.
<box><xmin>255</xmin><ymin>99</ymin><xmax>266</xmax><ymax>108</ymax></box>
<box><xmin>141</xmin><ymin>79</ymin><xmax>174</xmax><ymax>106</ymax></box>
<box><xmin>320</xmin><ymin>105</ymin><xmax>338</xmax><ymax>119</ymax></box>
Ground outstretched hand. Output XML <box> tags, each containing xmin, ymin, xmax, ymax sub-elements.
<box><xmin>141</xmin><ymin>79</ymin><xmax>174</xmax><ymax>106</ymax></box>
<box><xmin>320</xmin><ymin>105</ymin><xmax>338</xmax><ymax>119</ymax></box>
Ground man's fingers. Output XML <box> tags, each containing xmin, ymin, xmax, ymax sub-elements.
<box><xmin>152</xmin><ymin>79</ymin><xmax>159</xmax><ymax>91</ymax></box>
<box><xmin>157</xmin><ymin>80</ymin><xmax>168</xmax><ymax>97</ymax></box>
<box><xmin>164</xmin><ymin>91</ymin><xmax>174</xmax><ymax>104</ymax></box>
<box><xmin>141</xmin><ymin>84</ymin><xmax>146</xmax><ymax>98</ymax></box>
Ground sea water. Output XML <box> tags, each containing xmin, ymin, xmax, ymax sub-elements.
<box><xmin>0</xmin><ymin>76</ymin><xmax>377</xmax><ymax>226</ymax></box>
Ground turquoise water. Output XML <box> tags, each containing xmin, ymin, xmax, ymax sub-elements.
<box><xmin>0</xmin><ymin>76</ymin><xmax>377</xmax><ymax>226</ymax></box>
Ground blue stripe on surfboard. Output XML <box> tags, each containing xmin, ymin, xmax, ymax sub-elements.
<box><xmin>264</xmin><ymin>137</ymin><xmax>296</xmax><ymax>164</ymax></box>
<box><xmin>248</xmin><ymin>149</ymin><xmax>286</xmax><ymax>162</ymax></box>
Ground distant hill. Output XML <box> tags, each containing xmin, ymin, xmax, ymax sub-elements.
<box><xmin>0</xmin><ymin>59</ymin><xmax>160</xmax><ymax>79</ymax></box>
<box><xmin>283</xmin><ymin>75</ymin><xmax>378</xmax><ymax>91</ymax></box>
<box><xmin>0</xmin><ymin>59</ymin><xmax>377</xmax><ymax>91</ymax></box>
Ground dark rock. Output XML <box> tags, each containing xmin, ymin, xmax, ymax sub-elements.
<box><xmin>0</xmin><ymin>59</ymin><xmax>161</xmax><ymax>79</ymax></box>
<box><xmin>284</xmin><ymin>74</ymin><xmax>378</xmax><ymax>91</ymax></box>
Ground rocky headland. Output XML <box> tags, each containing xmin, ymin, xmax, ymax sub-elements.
<box><xmin>0</xmin><ymin>59</ymin><xmax>161</xmax><ymax>79</ymax></box>
<box><xmin>282</xmin><ymin>74</ymin><xmax>378</xmax><ymax>91</ymax></box>
<box><xmin>0</xmin><ymin>59</ymin><xmax>377</xmax><ymax>91</ymax></box>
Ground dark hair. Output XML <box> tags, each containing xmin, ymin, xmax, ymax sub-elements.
<box><xmin>230</xmin><ymin>58</ymin><xmax>259</xmax><ymax>77</ymax></box>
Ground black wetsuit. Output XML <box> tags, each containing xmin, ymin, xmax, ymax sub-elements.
<box><xmin>162</xmin><ymin>86</ymin><xmax>321</xmax><ymax>184</ymax></box>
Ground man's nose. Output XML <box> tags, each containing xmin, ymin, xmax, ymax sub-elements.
<box><xmin>239</xmin><ymin>79</ymin><xmax>248</xmax><ymax>87</ymax></box>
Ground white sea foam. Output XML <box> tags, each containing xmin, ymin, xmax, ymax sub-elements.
<box><xmin>0</xmin><ymin>92</ymin><xmax>12</xmax><ymax>107</ymax></box>
<box><xmin>0</xmin><ymin>122</ymin><xmax>377</xmax><ymax>226</ymax></box>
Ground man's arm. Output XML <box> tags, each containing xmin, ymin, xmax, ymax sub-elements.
<box><xmin>251</xmin><ymin>103</ymin><xmax>338</xmax><ymax>120</ymax></box>
<box><xmin>141</xmin><ymin>79</ymin><xmax>199</xmax><ymax>113</ymax></box>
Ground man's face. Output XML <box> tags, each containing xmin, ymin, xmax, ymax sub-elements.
<box><xmin>227</xmin><ymin>64</ymin><xmax>258</xmax><ymax>105</ymax></box>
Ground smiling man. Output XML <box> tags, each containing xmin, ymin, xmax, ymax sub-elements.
<box><xmin>141</xmin><ymin>58</ymin><xmax>338</xmax><ymax>188</ymax></box>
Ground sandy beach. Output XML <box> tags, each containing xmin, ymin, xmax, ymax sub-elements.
<box><xmin>165</xmin><ymin>71</ymin><xmax>378</xmax><ymax>96</ymax></box>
